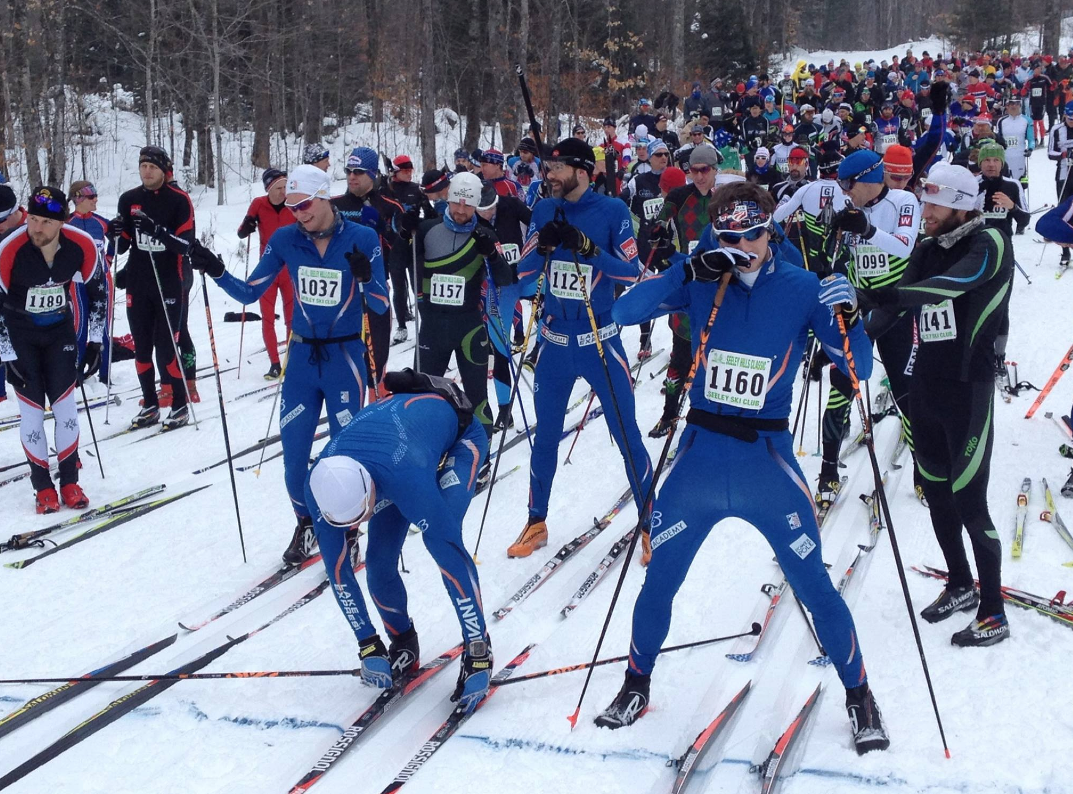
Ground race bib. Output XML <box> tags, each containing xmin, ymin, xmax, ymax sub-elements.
<box><xmin>919</xmin><ymin>300</ymin><xmax>957</xmax><ymax>342</ymax></box>
<box><xmin>501</xmin><ymin>243</ymin><xmax>520</xmax><ymax>264</ymax></box>
<box><xmin>1032</xmin><ymin>87</ymin><xmax>1043</xmax><ymax>98</ymax></box>
<box><xmin>921</xmin><ymin>108</ymin><xmax>932</xmax><ymax>121</ymax></box>
<box><xmin>297</xmin><ymin>266</ymin><xmax>342</xmax><ymax>307</ymax></box>
<box><xmin>25</xmin><ymin>285</ymin><xmax>66</xmax><ymax>314</ymax></box>
<box><xmin>704</xmin><ymin>348</ymin><xmax>772</xmax><ymax>411</ymax></box>
<box><xmin>854</xmin><ymin>245</ymin><xmax>890</xmax><ymax>277</ymax></box>
<box><xmin>878</xmin><ymin>133</ymin><xmax>898</xmax><ymax>151</ymax></box>
<box><xmin>549</xmin><ymin>260</ymin><xmax>592</xmax><ymax>300</ymax></box>
<box><xmin>776</xmin><ymin>160</ymin><xmax>789</xmax><ymax>173</ymax></box>
<box><xmin>1005</xmin><ymin>135</ymin><xmax>1021</xmax><ymax>149</ymax></box>
<box><xmin>429</xmin><ymin>273</ymin><xmax>466</xmax><ymax>306</ymax></box>
<box><xmin>135</xmin><ymin>231</ymin><xmax>165</xmax><ymax>252</ymax></box>
<box><xmin>983</xmin><ymin>208</ymin><xmax>1008</xmax><ymax>220</ymax></box>
<box><xmin>642</xmin><ymin>197</ymin><xmax>664</xmax><ymax>221</ymax></box>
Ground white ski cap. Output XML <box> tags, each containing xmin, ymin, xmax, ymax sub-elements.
<box><xmin>921</xmin><ymin>163</ymin><xmax>979</xmax><ymax>210</ymax></box>
<box><xmin>448</xmin><ymin>171</ymin><xmax>482</xmax><ymax>206</ymax></box>
<box><xmin>309</xmin><ymin>456</ymin><xmax>373</xmax><ymax>527</ymax></box>
<box><xmin>285</xmin><ymin>165</ymin><xmax>332</xmax><ymax>203</ymax></box>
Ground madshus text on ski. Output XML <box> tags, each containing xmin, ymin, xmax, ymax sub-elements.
<box><xmin>5</xmin><ymin>41</ymin><xmax>1073</xmax><ymax>792</ymax></box>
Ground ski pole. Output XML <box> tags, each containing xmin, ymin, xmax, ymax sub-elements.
<box><xmin>1024</xmin><ymin>341</ymin><xmax>1073</xmax><ymax>419</ymax></box>
<box><xmin>103</xmin><ymin>265</ymin><xmax>118</xmax><ymax>425</ymax></box>
<box><xmin>796</xmin><ymin>348</ymin><xmax>813</xmax><ymax>457</ymax></box>
<box><xmin>411</xmin><ymin>234</ymin><xmax>422</xmax><ymax>372</ymax></box>
<box><xmin>790</xmin><ymin>338</ymin><xmax>816</xmax><ymax>441</ymax></box>
<box><xmin>563</xmin><ymin>393</ymin><xmax>597</xmax><ymax>465</ymax></box>
<box><xmin>254</xmin><ymin>334</ymin><xmax>291</xmax><ymax>476</ymax></box>
<box><xmin>237</xmin><ymin>240</ymin><xmax>250</xmax><ymax>378</ymax></box>
<box><xmin>78</xmin><ymin>382</ymin><xmax>106</xmax><ymax>479</ymax></box>
<box><xmin>568</xmin><ymin>270</ymin><xmax>733</xmax><ymax>730</ymax></box>
<box><xmin>200</xmin><ymin>267</ymin><xmax>247</xmax><ymax>563</ymax></box>
<box><xmin>833</xmin><ymin>279</ymin><xmax>951</xmax><ymax>759</ymax></box>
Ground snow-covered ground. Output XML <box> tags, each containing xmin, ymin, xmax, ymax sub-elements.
<box><xmin>1</xmin><ymin>79</ymin><xmax>1072</xmax><ymax>794</ymax></box>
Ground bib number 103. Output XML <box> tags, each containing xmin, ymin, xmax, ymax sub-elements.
<box><xmin>704</xmin><ymin>348</ymin><xmax>772</xmax><ymax>411</ymax></box>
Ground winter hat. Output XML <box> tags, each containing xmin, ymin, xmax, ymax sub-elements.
<box><xmin>392</xmin><ymin>155</ymin><xmax>414</xmax><ymax>170</ymax></box>
<box><xmin>420</xmin><ymin>168</ymin><xmax>451</xmax><ymax>194</ymax></box>
<box><xmin>302</xmin><ymin>143</ymin><xmax>329</xmax><ymax>165</ymax></box>
<box><xmin>821</xmin><ymin>108</ymin><xmax>834</xmax><ymax>123</ymax></box>
<box><xmin>838</xmin><ymin>150</ymin><xmax>884</xmax><ymax>183</ymax></box>
<box><xmin>659</xmin><ymin>167</ymin><xmax>687</xmax><ymax>193</ymax></box>
<box><xmin>480</xmin><ymin>148</ymin><xmax>505</xmax><ymax>165</ymax></box>
<box><xmin>548</xmin><ymin>138</ymin><xmax>597</xmax><ymax>174</ymax></box>
<box><xmin>754</xmin><ymin>146</ymin><xmax>771</xmax><ymax>159</ymax></box>
<box><xmin>689</xmin><ymin>146</ymin><xmax>721</xmax><ymax>168</ymax></box>
<box><xmin>261</xmin><ymin>168</ymin><xmax>287</xmax><ymax>192</ymax></box>
<box><xmin>477</xmin><ymin>180</ymin><xmax>499</xmax><ymax>212</ymax></box>
<box><xmin>69</xmin><ymin>180</ymin><xmax>96</xmax><ymax>201</ymax></box>
<box><xmin>977</xmin><ymin>141</ymin><xmax>1005</xmax><ymax>164</ymax></box>
<box><xmin>518</xmin><ymin>137</ymin><xmax>539</xmax><ymax>154</ymax></box>
<box><xmin>882</xmin><ymin>145</ymin><xmax>914</xmax><ymax>177</ymax></box>
<box><xmin>28</xmin><ymin>186</ymin><xmax>68</xmax><ymax>222</ymax></box>
<box><xmin>346</xmin><ymin>146</ymin><xmax>379</xmax><ymax>173</ymax></box>
<box><xmin>647</xmin><ymin>139</ymin><xmax>670</xmax><ymax>157</ymax></box>
<box><xmin>0</xmin><ymin>185</ymin><xmax>16</xmax><ymax>220</ymax></box>
<box><xmin>453</xmin><ymin>148</ymin><xmax>470</xmax><ymax>161</ymax></box>
<box><xmin>309</xmin><ymin>456</ymin><xmax>373</xmax><ymax>527</ymax></box>
<box><xmin>634</xmin><ymin>124</ymin><xmax>650</xmax><ymax>141</ymax></box>
<box><xmin>139</xmin><ymin>145</ymin><xmax>173</xmax><ymax>175</ymax></box>
<box><xmin>921</xmin><ymin>163</ymin><xmax>978</xmax><ymax>209</ymax></box>
<box><xmin>448</xmin><ymin>171</ymin><xmax>483</xmax><ymax>205</ymax></box>
<box><xmin>285</xmin><ymin>165</ymin><xmax>332</xmax><ymax>202</ymax></box>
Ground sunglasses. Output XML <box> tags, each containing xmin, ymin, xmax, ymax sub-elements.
<box><xmin>689</xmin><ymin>165</ymin><xmax>713</xmax><ymax>175</ymax></box>
<box><xmin>76</xmin><ymin>191</ymin><xmax>98</xmax><ymax>200</ymax></box>
<box><xmin>788</xmin><ymin>157</ymin><xmax>808</xmax><ymax>165</ymax></box>
<box><xmin>651</xmin><ymin>152</ymin><xmax>669</xmax><ymax>158</ymax></box>
<box><xmin>32</xmin><ymin>194</ymin><xmax>64</xmax><ymax>213</ymax></box>
<box><xmin>754</xmin><ymin>155</ymin><xmax>769</xmax><ymax>161</ymax></box>
<box><xmin>345</xmin><ymin>167</ymin><xmax>368</xmax><ymax>176</ymax></box>
<box><xmin>717</xmin><ymin>225</ymin><xmax>770</xmax><ymax>244</ymax></box>
<box><xmin>285</xmin><ymin>196</ymin><xmax>318</xmax><ymax>212</ymax></box>
<box><xmin>920</xmin><ymin>181</ymin><xmax>976</xmax><ymax>201</ymax></box>
<box><xmin>691</xmin><ymin>131</ymin><xmax>704</xmax><ymax>136</ymax></box>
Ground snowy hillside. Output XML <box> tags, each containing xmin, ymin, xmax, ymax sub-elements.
<box><xmin>1</xmin><ymin>75</ymin><xmax>1072</xmax><ymax>794</ymax></box>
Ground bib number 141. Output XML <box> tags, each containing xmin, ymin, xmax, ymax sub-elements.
<box><xmin>919</xmin><ymin>300</ymin><xmax>957</xmax><ymax>342</ymax></box>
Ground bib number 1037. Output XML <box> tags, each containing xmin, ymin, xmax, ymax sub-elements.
<box><xmin>704</xmin><ymin>348</ymin><xmax>772</xmax><ymax>410</ymax></box>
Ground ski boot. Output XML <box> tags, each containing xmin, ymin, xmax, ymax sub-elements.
<box><xmin>594</xmin><ymin>671</ymin><xmax>651</xmax><ymax>729</ymax></box>
<box><xmin>264</xmin><ymin>362</ymin><xmax>282</xmax><ymax>380</ymax></box>
<box><xmin>920</xmin><ymin>584</ymin><xmax>979</xmax><ymax>623</ymax></box>
<box><xmin>389</xmin><ymin>623</ymin><xmax>421</xmax><ymax>678</ymax></box>
<box><xmin>951</xmin><ymin>613</ymin><xmax>1010</xmax><ymax>647</ymax></box>
<box><xmin>139</xmin><ymin>383</ymin><xmax>172</xmax><ymax>409</ymax></box>
<box><xmin>521</xmin><ymin>344</ymin><xmax>539</xmax><ymax>373</ymax></box>
<box><xmin>1063</xmin><ymin>468</ymin><xmax>1073</xmax><ymax>498</ymax></box>
<box><xmin>391</xmin><ymin>326</ymin><xmax>408</xmax><ymax>345</ymax></box>
<box><xmin>60</xmin><ymin>483</ymin><xmax>89</xmax><ymax>510</ymax></box>
<box><xmin>476</xmin><ymin>460</ymin><xmax>493</xmax><ymax>492</ymax></box>
<box><xmin>35</xmin><ymin>487</ymin><xmax>60</xmax><ymax>515</ymax></box>
<box><xmin>359</xmin><ymin>633</ymin><xmax>393</xmax><ymax>688</ymax></box>
<box><xmin>493</xmin><ymin>405</ymin><xmax>514</xmax><ymax>432</ymax></box>
<box><xmin>283</xmin><ymin>516</ymin><xmax>317</xmax><ymax>564</ymax></box>
<box><xmin>130</xmin><ymin>405</ymin><xmax>160</xmax><ymax>429</ymax></box>
<box><xmin>912</xmin><ymin>468</ymin><xmax>929</xmax><ymax>507</ymax></box>
<box><xmin>162</xmin><ymin>404</ymin><xmax>190</xmax><ymax>431</ymax></box>
<box><xmin>648</xmin><ymin>414</ymin><xmax>675</xmax><ymax>438</ymax></box>
<box><xmin>845</xmin><ymin>683</ymin><xmax>890</xmax><ymax>754</ymax></box>
<box><xmin>452</xmin><ymin>638</ymin><xmax>493</xmax><ymax>712</ymax></box>
<box><xmin>507</xmin><ymin>517</ymin><xmax>548</xmax><ymax>558</ymax></box>
<box><xmin>815</xmin><ymin>462</ymin><xmax>842</xmax><ymax>506</ymax></box>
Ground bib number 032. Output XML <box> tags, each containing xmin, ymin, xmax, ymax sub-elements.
<box><xmin>704</xmin><ymin>348</ymin><xmax>772</xmax><ymax>411</ymax></box>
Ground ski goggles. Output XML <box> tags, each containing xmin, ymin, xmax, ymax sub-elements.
<box><xmin>285</xmin><ymin>196</ymin><xmax>319</xmax><ymax>212</ymax></box>
<box><xmin>31</xmin><ymin>193</ymin><xmax>64</xmax><ymax>213</ymax></box>
<box><xmin>717</xmin><ymin>225</ymin><xmax>770</xmax><ymax>244</ymax></box>
<box><xmin>74</xmin><ymin>186</ymin><xmax>98</xmax><ymax>200</ymax></box>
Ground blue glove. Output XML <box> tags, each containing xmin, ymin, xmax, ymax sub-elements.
<box><xmin>818</xmin><ymin>273</ymin><xmax>859</xmax><ymax>324</ymax></box>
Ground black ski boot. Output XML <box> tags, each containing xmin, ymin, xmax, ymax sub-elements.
<box><xmin>920</xmin><ymin>584</ymin><xmax>979</xmax><ymax>623</ymax></box>
<box><xmin>476</xmin><ymin>460</ymin><xmax>493</xmax><ymax>491</ymax></box>
<box><xmin>452</xmin><ymin>638</ymin><xmax>493</xmax><ymax>712</ymax></box>
<box><xmin>912</xmin><ymin>467</ymin><xmax>929</xmax><ymax>507</ymax></box>
<box><xmin>131</xmin><ymin>405</ymin><xmax>160</xmax><ymax>428</ymax></box>
<box><xmin>815</xmin><ymin>461</ymin><xmax>842</xmax><ymax>505</ymax></box>
<box><xmin>594</xmin><ymin>672</ymin><xmax>651</xmax><ymax>729</ymax></box>
<box><xmin>389</xmin><ymin>623</ymin><xmax>421</xmax><ymax>678</ymax></box>
<box><xmin>648</xmin><ymin>414</ymin><xmax>676</xmax><ymax>438</ymax></box>
<box><xmin>951</xmin><ymin>613</ymin><xmax>1010</xmax><ymax>647</ymax></box>
<box><xmin>162</xmin><ymin>404</ymin><xmax>189</xmax><ymax>431</ymax></box>
<box><xmin>1063</xmin><ymin>468</ymin><xmax>1073</xmax><ymax>498</ymax></box>
<box><xmin>845</xmin><ymin>683</ymin><xmax>890</xmax><ymax>754</ymax></box>
<box><xmin>521</xmin><ymin>344</ymin><xmax>539</xmax><ymax>372</ymax></box>
<box><xmin>359</xmin><ymin>633</ymin><xmax>393</xmax><ymax>688</ymax></box>
<box><xmin>283</xmin><ymin>516</ymin><xmax>317</xmax><ymax>565</ymax></box>
<box><xmin>264</xmin><ymin>362</ymin><xmax>282</xmax><ymax>380</ymax></box>
<box><xmin>493</xmin><ymin>405</ymin><xmax>514</xmax><ymax>432</ymax></box>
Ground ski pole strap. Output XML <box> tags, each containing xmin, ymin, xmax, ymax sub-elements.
<box><xmin>685</xmin><ymin>408</ymin><xmax>788</xmax><ymax>443</ymax></box>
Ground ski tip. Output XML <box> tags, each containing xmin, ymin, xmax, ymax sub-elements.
<box><xmin>750</xmin><ymin>622</ymin><xmax>762</xmax><ymax>635</ymax></box>
<box><xmin>566</xmin><ymin>709</ymin><xmax>580</xmax><ymax>730</ymax></box>
<box><xmin>177</xmin><ymin>622</ymin><xmax>195</xmax><ymax>632</ymax></box>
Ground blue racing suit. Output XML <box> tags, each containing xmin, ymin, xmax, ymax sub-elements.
<box><xmin>305</xmin><ymin>394</ymin><xmax>489</xmax><ymax>646</ymax></box>
<box><xmin>612</xmin><ymin>242</ymin><xmax>874</xmax><ymax>690</ymax></box>
<box><xmin>68</xmin><ymin>211</ymin><xmax>115</xmax><ymax>382</ymax></box>
<box><xmin>517</xmin><ymin>188</ymin><xmax>653</xmax><ymax>521</ymax></box>
<box><xmin>213</xmin><ymin>215</ymin><xmax>388</xmax><ymax>518</ymax></box>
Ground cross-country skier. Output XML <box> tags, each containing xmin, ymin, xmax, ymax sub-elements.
<box><xmin>857</xmin><ymin>163</ymin><xmax>1012</xmax><ymax>647</ymax></box>
<box><xmin>304</xmin><ymin>369</ymin><xmax>493</xmax><ymax>710</ymax></box>
<box><xmin>67</xmin><ymin>180</ymin><xmax>114</xmax><ymax>385</ymax></box>
<box><xmin>600</xmin><ymin>181</ymin><xmax>889</xmax><ymax>755</ymax></box>
<box><xmin>189</xmin><ymin>165</ymin><xmax>389</xmax><ymax>564</ymax></box>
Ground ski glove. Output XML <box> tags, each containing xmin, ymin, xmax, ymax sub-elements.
<box><xmin>832</xmin><ymin>207</ymin><xmax>874</xmax><ymax>239</ymax></box>
<box><xmin>189</xmin><ymin>241</ymin><xmax>227</xmax><ymax>279</ymax></box>
<box><xmin>114</xmin><ymin>266</ymin><xmax>128</xmax><ymax>291</ymax></box>
<box><xmin>930</xmin><ymin>80</ymin><xmax>951</xmax><ymax>113</ymax></box>
<box><xmin>106</xmin><ymin>215</ymin><xmax>125</xmax><ymax>240</ymax></box>
<box><xmin>854</xmin><ymin>285</ymin><xmax>899</xmax><ymax>314</ymax></box>
<box><xmin>537</xmin><ymin>221</ymin><xmax>598</xmax><ymax>258</ymax></box>
<box><xmin>683</xmin><ymin>246</ymin><xmax>752</xmax><ymax>283</ymax></box>
<box><xmin>346</xmin><ymin>245</ymin><xmax>372</xmax><ymax>283</ymax></box>
<box><xmin>472</xmin><ymin>225</ymin><xmax>501</xmax><ymax>257</ymax></box>
<box><xmin>131</xmin><ymin>209</ymin><xmax>191</xmax><ymax>255</ymax></box>
<box><xmin>79</xmin><ymin>342</ymin><xmax>102</xmax><ymax>386</ymax></box>
<box><xmin>237</xmin><ymin>215</ymin><xmax>258</xmax><ymax>239</ymax></box>
<box><xmin>396</xmin><ymin>209</ymin><xmax>420</xmax><ymax>238</ymax></box>
<box><xmin>818</xmin><ymin>274</ymin><xmax>859</xmax><ymax>326</ymax></box>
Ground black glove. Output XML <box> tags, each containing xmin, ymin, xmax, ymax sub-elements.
<box><xmin>131</xmin><ymin>209</ymin><xmax>190</xmax><ymax>255</ymax></box>
<box><xmin>79</xmin><ymin>342</ymin><xmax>102</xmax><ymax>385</ymax></box>
<box><xmin>807</xmin><ymin>346</ymin><xmax>831</xmax><ymax>381</ymax></box>
<box><xmin>114</xmin><ymin>266</ymin><xmax>128</xmax><ymax>291</ymax></box>
<box><xmin>189</xmin><ymin>240</ymin><xmax>227</xmax><ymax>279</ymax></box>
<box><xmin>237</xmin><ymin>215</ymin><xmax>258</xmax><ymax>239</ymax></box>
<box><xmin>472</xmin><ymin>225</ymin><xmax>500</xmax><ymax>257</ymax></box>
<box><xmin>107</xmin><ymin>215</ymin><xmax>125</xmax><ymax>240</ymax></box>
<box><xmin>1026</xmin><ymin>148</ymin><xmax>1033</xmax><ymax>158</ymax></box>
<box><xmin>930</xmin><ymin>80</ymin><xmax>951</xmax><ymax>114</ymax></box>
<box><xmin>832</xmin><ymin>207</ymin><xmax>875</xmax><ymax>239</ymax></box>
<box><xmin>647</xmin><ymin>224</ymin><xmax>675</xmax><ymax>269</ymax></box>
<box><xmin>397</xmin><ymin>209</ymin><xmax>420</xmax><ymax>238</ymax></box>
<box><xmin>555</xmin><ymin>222</ymin><xmax>598</xmax><ymax>257</ymax></box>
<box><xmin>3</xmin><ymin>359</ymin><xmax>27</xmax><ymax>392</ymax></box>
<box><xmin>537</xmin><ymin>221</ymin><xmax>563</xmax><ymax>253</ymax></box>
<box><xmin>346</xmin><ymin>245</ymin><xmax>372</xmax><ymax>283</ymax></box>
<box><xmin>854</xmin><ymin>285</ymin><xmax>899</xmax><ymax>313</ymax></box>
<box><xmin>683</xmin><ymin>247</ymin><xmax>752</xmax><ymax>283</ymax></box>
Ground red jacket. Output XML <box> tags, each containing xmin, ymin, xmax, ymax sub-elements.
<box><xmin>243</xmin><ymin>196</ymin><xmax>295</xmax><ymax>256</ymax></box>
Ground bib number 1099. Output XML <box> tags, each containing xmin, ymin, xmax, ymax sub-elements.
<box><xmin>704</xmin><ymin>348</ymin><xmax>772</xmax><ymax>411</ymax></box>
